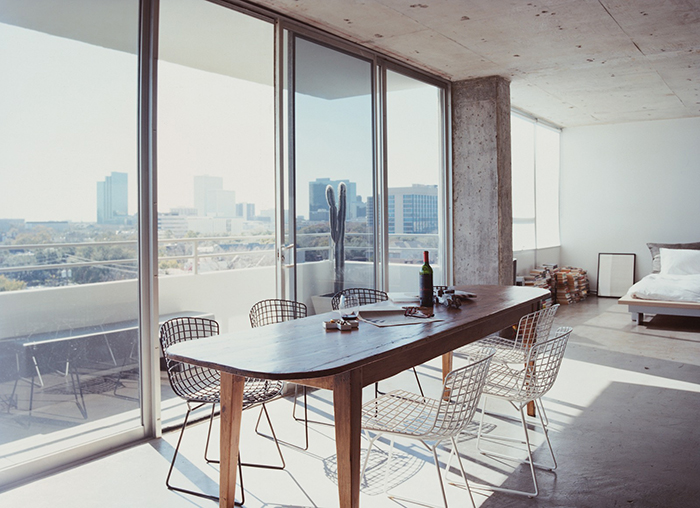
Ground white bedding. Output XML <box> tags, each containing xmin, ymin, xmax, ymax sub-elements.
<box><xmin>628</xmin><ymin>274</ymin><xmax>700</xmax><ymax>303</ymax></box>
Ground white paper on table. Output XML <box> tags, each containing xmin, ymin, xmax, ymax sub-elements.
<box><xmin>388</xmin><ymin>292</ymin><xmax>420</xmax><ymax>304</ymax></box>
<box><xmin>358</xmin><ymin>309</ymin><xmax>442</xmax><ymax>327</ymax></box>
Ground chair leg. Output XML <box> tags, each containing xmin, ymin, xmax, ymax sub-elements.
<box><xmin>428</xmin><ymin>441</ymin><xmax>449</xmax><ymax>508</ymax></box>
<box><xmin>8</xmin><ymin>378</ymin><xmax>20</xmax><ymax>414</ymax></box>
<box><xmin>204</xmin><ymin>403</ymin><xmax>218</xmax><ymax>463</ymax></box>
<box><xmin>445</xmin><ymin>437</ymin><xmax>478</xmax><ymax>508</ymax></box>
<box><xmin>383</xmin><ymin>437</ymin><xmax>395</xmax><ymax>495</ymax></box>
<box><xmin>68</xmin><ymin>363</ymin><xmax>88</xmax><ymax>419</ymax></box>
<box><xmin>412</xmin><ymin>367</ymin><xmax>425</xmax><ymax>398</ymax></box>
<box><xmin>287</xmin><ymin>385</ymin><xmax>311</xmax><ymax>450</ymax></box>
<box><xmin>360</xmin><ymin>431</ymin><xmax>383</xmax><ymax>485</ymax></box>
<box><xmin>472</xmin><ymin>398</ymin><xmax>540</xmax><ymax>497</ymax></box>
<box><xmin>31</xmin><ymin>352</ymin><xmax>44</xmax><ymax>387</ymax></box>
<box><xmin>245</xmin><ymin>403</ymin><xmax>285</xmax><ymax>470</ymax></box>
<box><xmin>375</xmin><ymin>367</ymin><xmax>424</xmax><ymax>398</ymax></box>
<box><xmin>477</xmin><ymin>397</ymin><xmax>556</xmax><ymax>471</ymax></box>
<box><xmin>536</xmin><ymin>399</ymin><xmax>557</xmax><ymax>471</ymax></box>
<box><xmin>292</xmin><ymin>383</ymin><xmax>334</xmax><ymax>429</ymax></box>
<box><xmin>386</xmin><ymin>438</ymin><xmax>474</xmax><ymax>508</ymax></box>
<box><xmin>535</xmin><ymin>397</ymin><xmax>550</xmax><ymax>428</ymax></box>
<box><xmin>206</xmin><ymin>403</ymin><xmax>286</xmax><ymax>470</ymax></box>
<box><xmin>517</xmin><ymin>404</ymin><xmax>539</xmax><ymax>498</ymax></box>
<box><xmin>165</xmin><ymin>403</ymin><xmax>245</xmax><ymax>505</ymax></box>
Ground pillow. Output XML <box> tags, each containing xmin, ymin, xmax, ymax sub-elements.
<box><xmin>659</xmin><ymin>248</ymin><xmax>700</xmax><ymax>275</ymax></box>
<box><xmin>647</xmin><ymin>241</ymin><xmax>700</xmax><ymax>273</ymax></box>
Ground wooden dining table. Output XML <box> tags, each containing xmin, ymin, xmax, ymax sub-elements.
<box><xmin>166</xmin><ymin>284</ymin><xmax>548</xmax><ymax>508</ymax></box>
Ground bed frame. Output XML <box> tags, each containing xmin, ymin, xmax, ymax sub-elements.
<box><xmin>618</xmin><ymin>295</ymin><xmax>700</xmax><ymax>324</ymax></box>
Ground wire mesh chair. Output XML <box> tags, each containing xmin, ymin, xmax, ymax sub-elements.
<box><xmin>360</xmin><ymin>349</ymin><xmax>495</xmax><ymax>508</ymax></box>
<box><xmin>472</xmin><ymin>326</ymin><xmax>572</xmax><ymax>498</ymax></box>
<box><xmin>456</xmin><ymin>304</ymin><xmax>559</xmax><ymax>364</ymax></box>
<box><xmin>249</xmin><ymin>298</ymin><xmax>307</xmax><ymax>328</ymax></box>
<box><xmin>330</xmin><ymin>287</ymin><xmax>389</xmax><ymax>309</ymax></box>
<box><xmin>331</xmin><ymin>288</ymin><xmax>425</xmax><ymax>398</ymax></box>
<box><xmin>160</xmin><ymin>317</ymin><xmax>286</xmax><ymax>504</ymax></box>
<box><xmin>249</xmin><ymin>299</ymin><xmax>311</xmax><ymax>449</ymax></box>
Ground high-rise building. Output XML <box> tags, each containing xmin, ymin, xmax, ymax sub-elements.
<box><xmin>96</xmin><ymin>172</ymin><xmax>128</xmax><ymax>224</ymax></box>
<box><xmin>308</xmin><ymin>178</ymin><xmax>359</xmax><ymax>221</ymax></box>
<box><xmin>236</xmin><ymin>202</ymin><xmax>256</xmax><ymax>220</ymax></box>
<box><xmin>193</xmin><ymin>175</ymin><xmax>223</xmax><ymax>217</ymax></box>
<box><xmin>193</xmin><ymin>176</ymin><xmax>236</xmax><ymax>218</ymax></box>
<box><xmin>367</xmin><ymin>184</ymin><xmax>438</xmax><ymax>235</ymax></box>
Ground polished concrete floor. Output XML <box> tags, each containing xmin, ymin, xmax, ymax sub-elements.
<box><xmin>1</xmin><ymin>297</ymin><xmax>699</xmax><ymax>507</ymax></box>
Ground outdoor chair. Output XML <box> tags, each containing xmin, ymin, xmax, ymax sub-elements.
<box><xmin>160</xmin><ymin>316</ymin><xmax>286</xmax><ymax>504</ymax></box>
<box><xmin>360</xmin><ymin>349</ymin><xmax>495</xmax><ymax>508</ymax></box>
<box><xmin>249</xmin><ymin>298</ymin><xmax>311</xmax><ymax>449</ymax></box>
<box><xmin>331</xmin><ymin>288</ymin><xmax>425</xmax><ymax>397</ymax></box>
<box><xmin>470</xmin><ymin>326</ymin><xmax>573</xmax><ymax>498</ymax></box>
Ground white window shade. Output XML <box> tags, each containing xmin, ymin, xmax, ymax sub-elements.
<box><xmin>511</xmin><ymin>112</ymin><xmax>561</xmax><ymax>251</ymax></box>
<box><xmin>535</xmin><ymin>124</ymin><xmax>561</xmax><ymax>248</ymax></box>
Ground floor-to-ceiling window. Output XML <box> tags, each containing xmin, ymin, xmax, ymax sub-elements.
<box><xmin>0</xmin><ymin>0</ymin><xmax>449</xmax><ymax>487</ymax></box>
<box><xmin>0</xmin><ymin>1</ymin><xmax>142</xmax><ymax>484</ymax></box>
<box><xmin>385</xmin><ymin>69</ymin><xmax>446</xmax><ymax>291</ymax></box>
<box><xmin>292</xmin><ymin>38</ymin><xmax>375</xmax><ymax>308</ymax></box>
<box><xmin>157</xmin><ymin>0</ymin><xmax>277</xmax><ymax>426</ymax></box>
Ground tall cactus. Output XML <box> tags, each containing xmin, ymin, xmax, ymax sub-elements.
<box><xmin>326</xmin><ymin>182</ymin><xmax>347</xmax><ymax>294</ymax></box>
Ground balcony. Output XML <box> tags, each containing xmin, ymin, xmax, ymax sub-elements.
<box><xmin>0</xmin><ymin>234</ymin><xmax>439</xmax><ymax>478</ymax></box>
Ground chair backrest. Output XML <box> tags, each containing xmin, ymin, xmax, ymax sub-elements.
<box><xmin>159</xmin><ymin>317</ymin><xmax>220</xmax><ymax>402</ymax></box>
<box><xmin>519</xmin><ymin>326</ymin><xmax>572</xmax><ymax>400</ymax></box>
<box><xmin>429</xmin><ymin>350</ymin><xmax>494</xmax><ymax>438</ymax></box>
<box><xmin>330</xmin><ymin>288</ymin><xmax>388</xmax><ymax>310</ymax></box>
<box><xmin>249</xmin><ymin>299</ymin><xmax>307</xmax><ymax>328</ymax></box>
<box><xmin>513</xmin><ymin>304</ymin><xmax>560</xmax><ymax>349</ymax></box>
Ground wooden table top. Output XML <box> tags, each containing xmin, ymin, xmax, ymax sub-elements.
<box><xmin>166</xmin><ymin>285</ymin><xmax>548</xmax><ymax>381</ymax></box>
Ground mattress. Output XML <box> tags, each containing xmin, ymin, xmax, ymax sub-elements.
<box><xmin>627</xmin><ymin>274</ymin><xmax>700</xmax><ymax>303</ymax></box>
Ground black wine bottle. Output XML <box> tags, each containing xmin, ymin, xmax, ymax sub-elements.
<box><xmin>419</xmin><ymin>250</ymin><xmax>433</xmax><ymax>307</ymax></box>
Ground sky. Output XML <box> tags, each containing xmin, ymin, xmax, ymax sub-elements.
<box><xmin>1</xmin><ymin>16</ymin><xmax>442</xmax><ymax>224</ymax></box>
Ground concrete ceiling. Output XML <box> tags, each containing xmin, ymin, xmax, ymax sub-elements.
<box><xmin>250</xmin><ymin>0</ymin><xmax>700</xmax><ymax>127</ymax></box>
<box><xmin>2</xmin><ymin>0</ymin><xmax>698</xmax><ymax>127</ymax></box>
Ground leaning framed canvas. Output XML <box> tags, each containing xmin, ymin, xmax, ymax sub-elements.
<box><xmin>597</xmin><ymin>253</ymin><xmax>636</xmax><ymax>298</ymax></box>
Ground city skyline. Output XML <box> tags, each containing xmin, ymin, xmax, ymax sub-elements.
<box><xmin>1</xmin><ymin>20</ymin><xmax>441</xmax><ymax>226</ymax></box>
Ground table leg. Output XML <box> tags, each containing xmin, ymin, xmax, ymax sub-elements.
<box><xmin>441</xmin><ymin>352</ymin><xmax>453</xmax><ymax>381</ymax></box>
<box><xmin>333</xmin><ymin>370</ymin><xmax>362</xmax><ymax>508</ymax></box>
<box><xmin>219</xmin><ymin>372</ymin><xmax>245</xmax><ymax>508</ymax></box>
<box><xmin>441</xmin><ymin>352</ymin><xmax>453</xmax><ymax>400</ymax></box>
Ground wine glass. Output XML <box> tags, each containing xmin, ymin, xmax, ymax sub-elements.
<box><xmin>339</xmin><ymin>294</ymin><xmax>360</xmax><ymax>320</ymax></box>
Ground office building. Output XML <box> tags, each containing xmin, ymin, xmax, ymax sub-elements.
<box><xmin>366</xmin><ymin>185</ymin><xmax>438</xmax><ymax>235</ymax></box>
<box><xmin>308</xmin><ymin>178</ymin><xmax>359</xmax><ymax>221</ymax></box>
<box><xmin>96</xmin><ymin>172</ymin><xmax>128</xmax><ymax>224</ymax></box>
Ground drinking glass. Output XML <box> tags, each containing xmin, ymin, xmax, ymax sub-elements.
<box><xmin>339</xmin><ymin>294</ymin><xmax>360</xmax><ymax>320</ymax></box>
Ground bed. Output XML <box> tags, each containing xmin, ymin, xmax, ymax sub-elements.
<box><xmin>618</xmin><ymin>242</ymin><xmax>700</xmax><ymax>324</ymax></box>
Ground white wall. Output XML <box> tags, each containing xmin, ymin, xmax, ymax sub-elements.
<box><xmin>560</xmin><ymin>117</ymin><xmax>700</xmax><ymax>291</ymax></box>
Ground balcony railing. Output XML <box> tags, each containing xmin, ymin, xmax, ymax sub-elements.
<box><xmin>1</xmin><ymin>233</ymin><xmax>439</xmax><ymax>285</ymax></box>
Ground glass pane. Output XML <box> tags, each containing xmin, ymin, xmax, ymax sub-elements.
<box><xmin>535</xmin><ymin>125</ymin><xmax>561</xmax><ymax>248</ymax></box>
<box><xmin>294</xmin><ymin>38</ymin><xmax>374</xmax><ymax>311</ymax></box>
<box><xmin>386</xmin><ymin>70</ymin><xmax>444</xmax><ymax>291</ymax></box>
<box><xmin>158</xmin><ymin>0</ymin><xmax>275</xmax><ymax>424</ymax></box>
<box><xmin>0</xmin><ymin>2</ymin><xmax>140</xmax><ymax>474</ymax></box>
<box><xmin>511</xmin><ymin>115</ymin><xmax>536</xmax><ymax>220</ymax></box>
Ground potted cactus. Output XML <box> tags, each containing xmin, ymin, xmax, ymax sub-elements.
<box><xmin>326</xmin><ymin>182</ymin><xmax>347</xmax><ymax>295</ymax></box>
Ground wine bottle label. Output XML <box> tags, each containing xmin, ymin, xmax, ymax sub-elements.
<box><xmin>419</xmin><ymin>273</ymin><xmax>433</xmax><ymax>307</ymax></box>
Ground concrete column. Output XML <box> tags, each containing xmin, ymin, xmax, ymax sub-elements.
<box><xmin>452</xmin><ymin>76</ymin><xmax>513</xmax><ymax>285</ymax></box>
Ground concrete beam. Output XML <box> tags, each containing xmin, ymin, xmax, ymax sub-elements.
<box><xmin>452</xmin><ymin>76</ymin><xmax>513</xmax><ymax>286</ymax></box>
